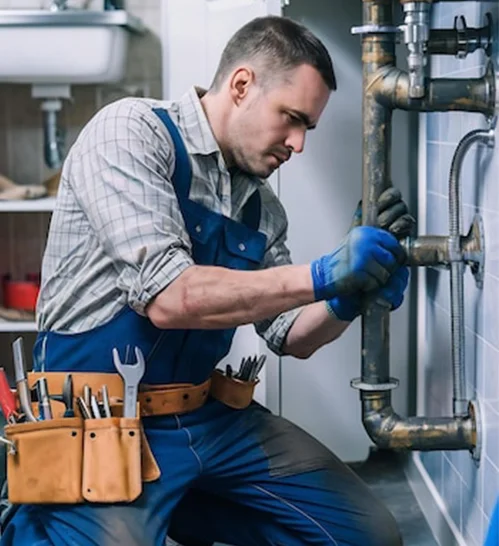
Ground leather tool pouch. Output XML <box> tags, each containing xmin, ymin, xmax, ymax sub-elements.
<box><xmin>5</xmin><ymin>417</ymin><xmax>84</xmax><ymax>504</ymax></box>
<box><xmin>82</xmin><ymin>416</ymin><xmax>141</xmax><ymax>503</ymax></box>
<box><xmin>210</xmin><ymin>369</ymin><xmax>258</xmax><ymax>409</ymax></box>
<box><xmin>4</xmin><ymin>403</ymin><xmax>160</xmax><ymax>504</ymax></box>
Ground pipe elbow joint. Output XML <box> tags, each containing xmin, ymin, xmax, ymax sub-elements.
<box><xmin>362</xmin><ymin>404</ymin><xmax>401</xmax><ymax>449</ymax></box>
<box><xmin>371</xmin><ymin>67</ymin><xmax>405</xmax><ymax>108</ymax></box>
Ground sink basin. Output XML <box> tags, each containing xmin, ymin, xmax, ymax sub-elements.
<box><xmin>0</xmin><ymin>10</ymin><xmax>144</xmax><ymax>84</ymax></box>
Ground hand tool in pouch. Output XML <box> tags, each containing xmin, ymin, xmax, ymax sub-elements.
<box><xmin>0</xmin><ymin>368</ymin><xmax>19</xmax><ymax>424</ymax></box>
<box><xmin>62</xmin><ymin>374</ymin><xmax>74</xmax><ymax>417</ymax></box>
<box><xmin>90</xmin><ymin>395</ymin><xmax>102</xmax><ymax>419</ymax></box>
<box><xmin>76</xmin><ymin>396</ymin><xmax>92</xmax><ymax>419</ymax></box>
<box><xmin>112</xmin><ymin>346</ymin><xmax>145</xmax><ymax>418</ymax></box>
<box><xmin>83</xmin><ymin>384</ymin><xmax>91</xmax><ymax>408</ymax></box>
<box><xmin>35</xmin><ymin>378</ymin><xmax>52</xmax><ymax>420</ymax></box>
<box><xmin>100</xmin><ymin>385</ymin><xmax>112</xmax><ymax>418</ymax></box>
<box><xmin>12</xmin><ymin>337</ymin><xmax>36</xmax><ymax>422</ymax></box>
<box><xmin>49</xmin><ymin>374</ymin><xmax>75</xmax><ymax>418</ymax></box>
<box><xmin>236</xmin><ymin>354</ymin><xmax>266</xmax><ymax>381</ymax></box>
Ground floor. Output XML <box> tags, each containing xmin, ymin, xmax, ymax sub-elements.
<box><xmin>349</xmin><ymin>449</ymin><xmax>438</xmax><ymax>546</ymax></box>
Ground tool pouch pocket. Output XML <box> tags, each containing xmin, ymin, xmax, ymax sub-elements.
<box><xmin>5</xmin><ymin>417</ymin><xmax>84</xmax><ymax>504</ymax></box>
<box><xmin>82</xmin><ymin>416</ymin><xmax>142</xmax><ymax>503</ymax></box>
<box><xmin>210</xmin><ymin>369</ymin><xmax>258</xmax><ymax>409</ymax></box>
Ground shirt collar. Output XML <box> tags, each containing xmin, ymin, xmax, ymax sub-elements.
<box><xmin>177</xmin><ymin>86</ymin><xmax>220</xmax><ymax>156</ymax></box>
<box><xmin>176</xmin><ymin>87</ymin><xmax>266</xmax><ymax>186</ymax></box>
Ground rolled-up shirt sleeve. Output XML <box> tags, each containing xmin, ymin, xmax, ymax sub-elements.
<box><xmin>70</xmin><ymin>98</ymin><xmax>194</xmax><ymax>315</ymax></box>
<box><xmin>254</xmin><ymin>185</ymin><xmax>303</xmax><ymax>355</ymax></box>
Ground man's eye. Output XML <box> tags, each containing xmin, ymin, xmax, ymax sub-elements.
<box><xmin>286</xmin><ymin>113</ymin><xmax>299</xmax><ymax>124</ymax></box>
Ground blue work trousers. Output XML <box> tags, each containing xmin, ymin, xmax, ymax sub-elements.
<box><xmin>1</xmin><ymin>400</ymin><xmax>402</xmax><ymax>546</ymax></box>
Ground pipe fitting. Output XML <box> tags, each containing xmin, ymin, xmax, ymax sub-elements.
<box><xmin>362</xmin><ymin>392</ymin><xmax>476</xmax><ymax>452</ymax></box>
<box><xmin>40</xmin><ymin>99</ymin><xmax>65</xmax><ymax>170</ymax></box>
<box><xmin>372</xmin><ymin>61</ymin><xmax>496</xmax><ymax>117</ymax></box>
<box><xmin>402</xmin><ymin>2</ymin><xmax>431</xmax><ymax>98</ymax></box>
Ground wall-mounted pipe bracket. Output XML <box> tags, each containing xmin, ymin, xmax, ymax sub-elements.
<box><xmin>462</xmin><ymin>215</ymin><xmax>485</xmax><ymax>289</ymax></box>
<box><xmin>469</xmin><ymin>399</ymin><xmax>482</xmax><ymax>463</ymax></box>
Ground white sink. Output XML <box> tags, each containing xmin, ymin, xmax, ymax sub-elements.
<box><xmin>0</xmin><ymin>10</ymin><xmax>144</xmax><ymax>84</ymax></box>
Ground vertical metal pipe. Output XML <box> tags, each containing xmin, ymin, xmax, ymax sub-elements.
<box><xmin>361</xmin><ymin>0</ymin><xmax>395</xmax><ymax>386</ymax></box>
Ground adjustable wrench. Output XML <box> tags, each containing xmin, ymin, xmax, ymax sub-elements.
<box><xmin>112</xmin><ymin>347</ymin><xmax>145</xmax><ymax>418</ymax></box>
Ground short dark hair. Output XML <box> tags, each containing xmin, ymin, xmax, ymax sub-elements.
<box><xmin>210</xmin><ymin>16</ymin><xmax>337</xmax><ymax>92</ymax></box>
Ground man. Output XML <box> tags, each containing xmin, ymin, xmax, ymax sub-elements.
<box><xmin>2</xmin><ymin>16</ymin><xmax>413</xmax><ymax>546</ymax></box>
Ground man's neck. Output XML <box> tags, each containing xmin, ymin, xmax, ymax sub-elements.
<box><xmin>200</xmin><ymin>91</ymin><xmax>234</xmax><ymax>168</ymax></box>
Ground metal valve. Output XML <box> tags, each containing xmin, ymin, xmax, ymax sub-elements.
<box><xmin>402</xmin><ymin>2</ymin><xmax>431</xmax><ymax>99</ymax></box>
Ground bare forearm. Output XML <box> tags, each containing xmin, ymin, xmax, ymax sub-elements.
<box><xmin>146</xmin><ymin>264</ymin><xmax>314</xmax><ymax>329</ymax></box>
<box><xmin>282</xmin><ymin>302</ymin><xmax>351</xmax><ymax>359</ymax></box>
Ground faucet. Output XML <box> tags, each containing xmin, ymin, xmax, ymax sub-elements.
<box><xmin>49</xmin><ymin>0</ymin><xmax>68</xmax><ymax>11</ymax></box>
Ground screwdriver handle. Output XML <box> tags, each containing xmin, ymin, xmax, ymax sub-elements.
<box><xmin>0</xmin><ymin>368</ymin><xmax>18</xmax><ymax>423</ymax></box>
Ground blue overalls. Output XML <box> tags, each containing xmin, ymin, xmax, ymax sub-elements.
<box><xmin>1</xmin><ymin>110</ymin><xmax>401</xmax><ymax>546</ymax></box>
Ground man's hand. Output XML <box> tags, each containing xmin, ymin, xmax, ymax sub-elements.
<box><xmin>325</xmin><ymin>265</ymin><xmax>409</xmax><ymax>322</ymax></box>
<box><xmin>310</xmin><ymin>226</ymin><xmax>405</xmax><ymax>301</ymax></box>
<box><xmin>351</xmin><ymin>187</ymin><xmax>415</xmax><ymax>239</ymax></box>
<box><xmin>322</xmin><ymin>187</ymin><xmax>413</xmax><ymax>321</ymax></box>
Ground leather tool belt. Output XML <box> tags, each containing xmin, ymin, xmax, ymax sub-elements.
<box><xmin>26</xmin><ymin>368</ymin><xmax>258</xmax><ymax>416</ymax></box>
<box><xmin>4</xmin><ymin>370</ymin><xmax>258</xmax><ymax>505</ymax></box>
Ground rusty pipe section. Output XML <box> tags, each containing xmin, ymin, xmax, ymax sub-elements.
<box><xmin>401</xmin><ymin>235</ymin><xmax>449</xmax><ymax>266</ymax></box>
<box><xmin>363</xmin><ymin>392</ymin><xmax>475</xmax><ymax>451</ymax></box>
<box><xmin>360</xmin><ymin>0</ymin><xmax>394</xmax><ymax>390</ymax></box>
<box><xmin>355</xmin><ymin>0</ymin><xmax>483</xmax><ymax>455</ymax></box>
<box><xmin>401</xmin><ymin>215</ymin><xmax>485</xmax><ymax>272</ymax></box>
<box><xmin>372</xmin><ymin>62</ymin><xmax>496</xmax><ymax>116</ymax></box>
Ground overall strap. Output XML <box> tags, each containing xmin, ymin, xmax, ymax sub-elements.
<box><xmin>152</xmin><ymin>108</ymin><xmax>192</xmax><ymax>202</ymax></box>
<box><xmin>153</xmin><ymin>106</ymin><xmax>261</xmax><ymax>231</ymax></box>
<box><xmin>241</xmin><ymin>189</ymin><xmax>262</xmax><ymax>231</ymax></box>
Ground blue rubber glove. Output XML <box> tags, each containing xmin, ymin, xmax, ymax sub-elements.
<box><xmin>325</xmin><ymin>266</ymin><xmax>409</xmax><ymax>321</ymax></box>
<box><xmin>310</xmin><ymin>226</ymin><xmax>405</xmax><ymax>301</ymax></box>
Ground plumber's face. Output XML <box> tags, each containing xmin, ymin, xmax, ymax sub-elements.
<box><xmin>228</xmin><ymin>63</ymin><xmax>331</xmax><ymax>178</ymax></box>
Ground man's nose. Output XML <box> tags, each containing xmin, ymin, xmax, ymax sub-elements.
<box><xmin>285</xmin><ymin>128</ymin><xmax>306</xmax><ymax>154</ymax></box>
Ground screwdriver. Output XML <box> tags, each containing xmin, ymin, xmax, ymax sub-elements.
<box><xmin>0</xmin><ymin>368</ymin><xmax>18</xmax><ymax>424</ymax></box>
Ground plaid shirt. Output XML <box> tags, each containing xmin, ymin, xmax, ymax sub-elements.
<box><xmin>37</xmin><ymin>87</ymin><xmax>301</xmax><ymax>355</ymax></box>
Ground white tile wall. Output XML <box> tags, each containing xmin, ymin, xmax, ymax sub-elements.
<box><xmin>0</xmin><ymin>0</ymin><xmax>162</xmax><ymax>373</ymax></box>
<box><xmin>421</xmin><ymin>2</ymin><xmax>499</xmax><ymax>544</ymax></box>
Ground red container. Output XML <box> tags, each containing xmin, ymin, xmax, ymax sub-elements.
<box><xmin>2</xmin><ymin>274</ymin><xmax>40</xmax><ymax>312</ymax></box>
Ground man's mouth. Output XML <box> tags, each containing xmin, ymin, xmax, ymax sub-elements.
<box><xmin>271</xmin><ymin>152</ymin><xmax>290</xmax><ymax>164</ymax></box>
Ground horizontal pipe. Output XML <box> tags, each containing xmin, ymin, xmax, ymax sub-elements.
<box><xmin>372</xmin><ymin>64</ymin><xmax>496</xmax><ymax>116</ymax></box>
<box><xmin>401</xmin><ymin>235</ymin><xmax>449</xmax><ymax>266</ymax></box>
<box><xmin>362</xmin><ymin>392</ymin><xmax>475</xmax><ymax>451</ymax></box>
<box><xmin>428</xmin><ymin>22</ymin><xmax>492</xmax><ymax>57</ymax></box>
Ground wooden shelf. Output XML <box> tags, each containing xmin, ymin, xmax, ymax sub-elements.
<box><xmin>0</xmin><ymin>197</ymin><xmax>56</xmax><ymax>212</ymax></box>
<box><xmin>0</xmin><ymin>320</ymin><xmax>37</xmax><ymax>332</ymax></box>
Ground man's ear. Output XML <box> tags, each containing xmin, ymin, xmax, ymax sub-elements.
<box><xmin>229</xmin><ymin>67</ymin><xmax>255</xmax><ymax>106</ymax></box>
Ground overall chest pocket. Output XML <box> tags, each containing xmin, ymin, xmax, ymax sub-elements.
<box><xmin>183</xmin><ymin>201</ymin><xmax>223</xmax><ymax>265</ymax></box>
<box><xmin>222</xmin><ymin>221</ymin><xmax>267</xmax><ymax>270</ymax></box>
